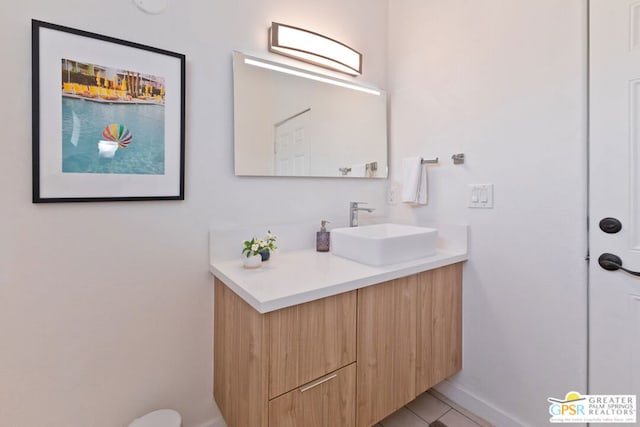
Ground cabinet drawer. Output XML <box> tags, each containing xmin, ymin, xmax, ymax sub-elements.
<box><xmin>268</xmin><ymin>290</ymin><xmax>357</xmax><ymax>399</ymax></box>
<box><xmin>268</xmin><ymin>363</ymin><xmax>356</xmax><ymax>427</ymax></box>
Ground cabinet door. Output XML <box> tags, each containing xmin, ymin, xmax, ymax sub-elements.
<box><xmin>416</xmin><ymin>263</ymin><xmax>463</xmax><ymax>392</ymax></box>
<box><xmin>214</xmin><ymin>279</ymin><xmax>269</xmax><ymax>427</ymax></box>
<box><xmin>269</xmin><ymin>290</ymin><xmax>357</xmax><ymax>399</ymax></box>
<box><xmin>268</xmin><ymin>363</ymin><xmax>356</xmax><ymax>427</ymax></box>
<box><xmin>356</xmin><ymin>276</ymin><xmax>417</xmax><ymax>427</ymax></box>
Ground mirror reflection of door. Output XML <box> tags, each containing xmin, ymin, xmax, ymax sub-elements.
<box><xmin>232</xmin><ymin>51</ymin><xmax>388</xmax><ymax>178</ymax></box>
<box><xmin>274</xmin><ymin>108</ymin><xmax>311</xmax><ymax>176</ymax></box>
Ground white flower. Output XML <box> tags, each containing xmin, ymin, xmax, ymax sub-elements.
<box><xmin>242</xmin><ymin>231</ymin><xmax>277</xmax><ymax>257</ymax></box>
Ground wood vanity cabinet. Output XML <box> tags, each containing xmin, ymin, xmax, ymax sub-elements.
<box><xmin>356</xmin><ymin>262</ymin><xmax>463</xmax><ymax>426</ymax></box>
<box><xmin>214</xmin><ymin>280</ymin><xmax>356</xmax><ymax>427</ymax></box>
<box><xmin>213</xmin><ymin>262</ymin><xmax>462</xmax><ymax>427</ymax></box>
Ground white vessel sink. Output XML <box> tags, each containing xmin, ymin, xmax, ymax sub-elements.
<box><xmin>331</xmin><ymin>223</ymin><xmax>438</xmax><ymax>266</ymax></box>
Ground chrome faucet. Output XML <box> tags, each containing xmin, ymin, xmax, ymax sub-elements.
<box><xmin>349</xmin><ymin>201</ymin><xmax>375</xmax><ymax>227</ymax></box>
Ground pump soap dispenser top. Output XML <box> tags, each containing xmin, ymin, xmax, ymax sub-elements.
<box><xmin>316</xmin><ymin>220</ymin><xmax>330</xmax><ymax>252</ymax></box>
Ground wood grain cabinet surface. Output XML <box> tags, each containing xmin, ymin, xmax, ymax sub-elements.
<box><xmin>213</xmin><ymin>262</ymin><xmax>463</xmax><ymax>427</ymax></box>
<box><xmin>356</xmin><ymin>275</ymin><xmax>417</xmax><ymax>427</ymax></box>
<box><xmin>356</xmin><ymin>262</ymin><xmax>463</xmax><ymax>426</ymax></box>
<box><xmin>269</xmin><ymin>363</ymin><xmax>356</xmax><ymax>427</ymax></box>
<box><xmin>269</xmin><ymin>291</ymin><xmax>357</xmax><ymax>399</ymax></box>
<box><xmin>416</xmin><ymin>263</ymin><xmax>463</xmax><ymax>392</ymax></box>
<box><xmin>214</xmin><ymin>280</ymin><xmax>356</xmax><ymax>427</ymax></box>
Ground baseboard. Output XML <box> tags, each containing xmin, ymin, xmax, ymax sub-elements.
<box><xmin>434</xmin><ymin>379</ymin><xmax>526</xmax><ymax>427</ymax></box>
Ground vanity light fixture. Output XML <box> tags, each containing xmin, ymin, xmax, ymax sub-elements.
<box><xmin>244</xmin><ymin>57</ymin><xmax>381</xmax><ymax>96</ymax></box>
<box><xmin>269</xmin><ymin>22</ymin><xmax>362</xmax><ymax>76</ymax></box>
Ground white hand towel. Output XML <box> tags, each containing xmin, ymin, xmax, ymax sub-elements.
<box><xmin>401</xmin><ymin>157</ymin><xmax>428</xmax><ymax>205</ymax></box>
<box><xmin>351</xmin><ymin>164</ymin><xmax>367</xmax><ymax>177</ymax></box>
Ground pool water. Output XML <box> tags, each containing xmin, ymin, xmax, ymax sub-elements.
<box><xmin>62</xmin><ymin>97</ymin><xmax>165</xmax><ymax>175</ymax></box>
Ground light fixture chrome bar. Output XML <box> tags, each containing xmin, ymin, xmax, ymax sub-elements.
<box><xmin>269</xmin><ymin>22</ymin><xmax>362</xmax><ymax>76</ymax></box>
<box><xmin>244</xmin><ymin>57</ymin><xmax>381</xmax><ymax>96</ymax></box>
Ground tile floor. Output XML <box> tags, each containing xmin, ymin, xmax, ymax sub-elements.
<box><xmin>375</xmin><ymin>389</ymin><xmax>493</xmax><ymax>427</ymax></box>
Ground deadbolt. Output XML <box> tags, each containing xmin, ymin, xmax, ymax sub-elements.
<box><xmin>599</xmin><ymin>217</ymin><xmax>622</xmax><ymax>234</ymax></box>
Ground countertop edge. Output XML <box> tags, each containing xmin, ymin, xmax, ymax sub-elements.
<box><xmin>210</xmin><ymin>250</ymin><xmax>468</xmax><ymax>314</ymax></box>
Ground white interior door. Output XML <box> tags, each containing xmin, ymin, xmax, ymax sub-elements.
<box><xmin>590</xmin><ymin>0</ymin><xmax>640</xmax><ymax>404</ymax></box>
<box><xmin>274</xmin><ymin>109</ymin><xmax>310</xmax><ymax>176</ymax></box>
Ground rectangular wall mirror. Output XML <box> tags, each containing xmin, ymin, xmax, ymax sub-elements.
<box><xmin>232</xmin><ymin>51</ymin><xmax>388</xmax><ymax>178</ymax></box>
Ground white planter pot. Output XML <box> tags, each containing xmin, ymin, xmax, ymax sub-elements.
<box><xmin>243</xmin><ymin>254</ymin><xmax>262</xmax><ymax>269</ymax></box>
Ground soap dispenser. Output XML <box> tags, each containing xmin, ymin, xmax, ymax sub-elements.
<box><xmin>316</xmin><ymin>220</ymin><xmax>330</xmax><ymax>252</ymax></box>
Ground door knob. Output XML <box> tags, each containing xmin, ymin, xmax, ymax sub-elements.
<box><xmin>599</xmin><ymin>217</ymin><xmax>622</xmax><ymax>234</ymax></box>
<box><xmin>598</xmin><ymin>253</ymin><xmax>640</xmax><ymax>277</ymax></box>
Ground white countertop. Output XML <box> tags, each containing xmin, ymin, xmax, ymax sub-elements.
<box><xmin>209</xmin><ymin>247</ymin><xmax>467</xmax><ymax>314</ymax></box>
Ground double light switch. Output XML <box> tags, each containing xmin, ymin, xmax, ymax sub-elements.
<box><xmin>469</xmin><ymin>184</ymin><xmax>494</xmax><ymax>208</ymax></box>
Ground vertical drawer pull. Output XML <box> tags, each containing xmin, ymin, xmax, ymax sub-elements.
<box><xmin>299</xmin><ymin>374</ymin><xmax>338</xmax><ymax>392</ymax></box>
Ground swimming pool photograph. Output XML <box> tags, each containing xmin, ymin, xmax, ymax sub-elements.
<box><xmin>61</xmin><ymin>58</ymin><xmax>166</xmax><ymax>175</ymax></box>
<box><xmin>32</xmin><ymin>20</ymin><xmax>185</xmax><ymax>202</ymax></box>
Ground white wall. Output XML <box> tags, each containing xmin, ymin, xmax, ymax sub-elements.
<box><xmin>387</xmin><ymin>1</ymin><xmax>588</xmax><ymax>426</ymax></box>
<box><xmin>0</xmin><ymin>1</ymin><xmax>388</xmax><ymax>426</ymax></box>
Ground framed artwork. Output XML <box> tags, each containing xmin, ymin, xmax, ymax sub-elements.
<box><xmin>32</xmin><ymin>20</ymin><xmax>185</xmax><ymax>202</ymax></box>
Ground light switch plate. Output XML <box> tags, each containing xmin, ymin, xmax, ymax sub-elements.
<box><xmin>469</xmin><ymin>184</ymin><xmax>494</xmax><ymax>208</ymax></box>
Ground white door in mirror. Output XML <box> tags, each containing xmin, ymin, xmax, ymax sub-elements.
<box><xmin>133</xmin><ymin>0</ymin><xmax>167</xmax><ymax>14</ymax></box>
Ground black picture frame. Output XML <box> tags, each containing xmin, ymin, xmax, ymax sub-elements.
<box><xmin>32</xmin><ymin>20</ymin><xmax>186</xmax><ymax>202</ymax></box>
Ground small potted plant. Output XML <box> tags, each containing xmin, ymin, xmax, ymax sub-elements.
<box><xmin>259</xmin><ymin>230</ymin><xmax>278</xmax><ymax>261</ymax></box>
<box><xmin>242</xmin><ymin>237</ymin><xmax>263</xmax><ymax>269</ymax></box>
<box><xmin>242</xmin><ymin>231</ymin><xmax>278</xmax><ymax>267</ymax></box>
